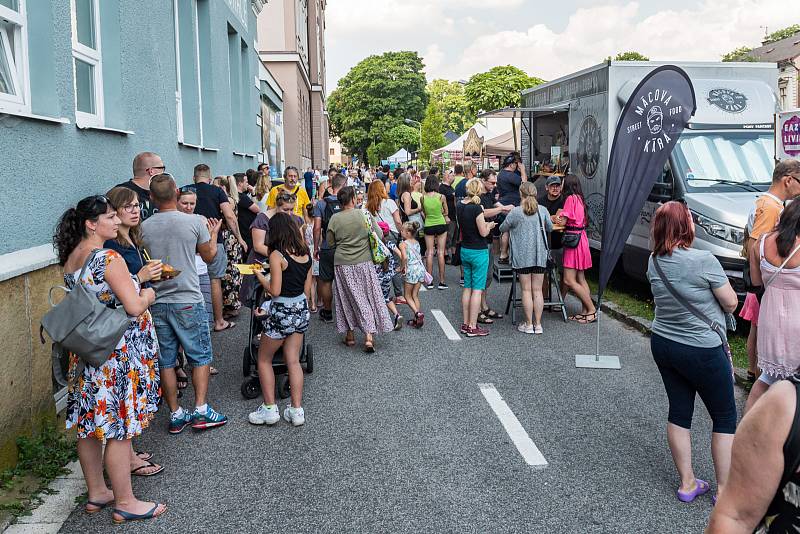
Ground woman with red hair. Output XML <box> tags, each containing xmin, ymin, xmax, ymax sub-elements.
<box><xmin>647</xmin><ymin>200</ymin><xmax>738</xmax><ymax>504</ymax></box>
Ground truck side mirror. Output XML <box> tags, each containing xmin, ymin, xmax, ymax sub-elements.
<box><xmin>648</xmin><ymin>166</ymin><xmax>674</xmax><ymax>203</ymax></box>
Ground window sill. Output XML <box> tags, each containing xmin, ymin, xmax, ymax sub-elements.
<box><xmin>0</xmin><ymin>109</ymin><xmax>70</xmax><ymax>125</ymax></box>
<box><xmin>233</xmin><ymin>151</ymin><xmax>257</xmax><ymax>158</ymax></box>
<box><xmin>178</xmin><ymin>141</ymin><xmax>219</xmax><ymax>152</ymax></box>
<box><xmin>76</xmin><ymin>122</ymin><xmax>134</xmax><ymax>135</ymax></box>
<box><xmin>0</xmin><ymin>244</ymin><xmax>58</xmax><ymax>283</ymax></box>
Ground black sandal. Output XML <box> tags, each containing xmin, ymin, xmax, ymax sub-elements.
<box><xmin>175</xmin><ymin>374</ymin><xmax>188</xmax><ymax>390</ymax></box>
<box><xmin>131</xmin><ymin>461</ymin><xmax>164</xmax><ymax>477</ymax></box>
<box><xmin>477</xmin><ymin>312</ymin><xmax>494</xmax><ymax>324</ymax></box>
<box><xmin>484</xmin><ymin>309</ymin><xmax>503</xmax><ymax>319</ymax></box>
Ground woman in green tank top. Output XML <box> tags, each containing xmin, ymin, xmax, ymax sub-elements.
<box><xmin>421</xmin><ymin>176</ymin><xmax>449</xmax><ymax>289</ymax></box>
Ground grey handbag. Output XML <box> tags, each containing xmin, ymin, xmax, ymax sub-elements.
<box><xmin>40</xmin><ymin>249</ymin><xmax>132</xmax><ymax>368</ymax></box>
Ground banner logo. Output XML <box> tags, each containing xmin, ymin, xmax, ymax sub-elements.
<box><xmin>782</xmin><ymin>114</ymin><xmax>800</xmax><ymax>158</ymax></box>
<box><xmin>627</xmin><ymin>88</ymin><xmax>681</xmax><ymax>153</ymax></box>
<box><xmin>577</xmin><ymin>115</ymin><xmax>601</xmax><ymax>178</ymax></box>
<box><xmin>707</xmin><ymin>88</ymin><xmax>747</xmax><ymax>113</ymax></box>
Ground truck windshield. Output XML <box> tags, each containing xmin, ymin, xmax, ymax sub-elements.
<box><xmin>671</xmin><ymin>131</ymin><xmax>774</xmax><ymax>193</ymax></box>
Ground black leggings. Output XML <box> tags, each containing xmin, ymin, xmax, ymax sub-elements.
<box><xmin>650</xmin><ymin>333</ymin><xmax>737</xmax><ymax>434</ymax></box>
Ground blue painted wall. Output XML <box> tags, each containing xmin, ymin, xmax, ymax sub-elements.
<box><xmin>0</xmin><ymin>1</ymin><xmax>263</xmax><ymax>255</ymax></box>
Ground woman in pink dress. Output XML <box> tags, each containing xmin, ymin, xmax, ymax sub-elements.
<box><xmin>556</xmin><ymin>174</ymin><xmax>597</xmax><ymax>323</ymax></box>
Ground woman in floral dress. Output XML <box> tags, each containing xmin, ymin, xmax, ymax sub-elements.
<box><xmin>54</xmin><ymin>195</ymin><xmax>166</xmax><ymax>524</ymax></box>
<box><xmin>220</xmin><ymin>176</ymin><xmax>244</xmax><ymax>317</ymax></box>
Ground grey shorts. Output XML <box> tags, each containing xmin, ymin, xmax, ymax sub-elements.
<box><xmin>207</xmin><ymin>243</ymin><xmax>227</xmax><ymax>279</ymax></box>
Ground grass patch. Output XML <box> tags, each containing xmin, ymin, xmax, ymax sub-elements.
<box><xmin>585</xmin><ymin>268</ymin><xmax>750</xmax><ymax>372</ymax></box>
<box><xmin>0</xmin><ymin>424</ymin><xmax>77</xmax><ymax>517</ymax></box>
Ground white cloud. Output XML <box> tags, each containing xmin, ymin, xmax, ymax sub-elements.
<box><xmin>435</xmin><ymin>0</ymin><xmax>799</xmax><ymax>82</ymax></box>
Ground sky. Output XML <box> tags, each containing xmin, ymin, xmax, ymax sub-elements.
<box><xmin>325</xmin><ymin>0</ymin><xmax>800</xmax><ymax>91</ymax></box>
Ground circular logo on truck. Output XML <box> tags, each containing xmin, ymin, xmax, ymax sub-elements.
<box><xmin>577</xmin><ymin>115</ymin><xmax>601</xmax><ymax>178</ymax></box>
<box><xmin>707</xmin><ymin>88</ymin><xmax>748</xmax><ymax>113</ymax></box>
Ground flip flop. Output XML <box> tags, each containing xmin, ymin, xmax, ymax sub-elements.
<box><xmin>134</xmin><ymin>450</ymin><xmax>153</xmax><ymax>462</ymax></box>
<box><xmin>112</xmin><ymin>503</ymin><xmax>167</xmax><ymax>524</ymax></box>
<box><xmin>213</xmin><ymin>321</ymin><xmax>236</xmax><ymax>332</ymax></box>
<box><xmin>484</xmin><ymin>309</ymin><xmax>504</xmax><ymax>319</ymax></box>
<box><xmin>85</xmin><ymin>499</ymin><xmax>113</xmax><ymax>514</ymax></box>
<box><xmin>569</xmin><ymin>314</ymin><xmax>587</xmax><ymax>322</ymax></box>
<box><xmin>176</xmin><ymin>375</ymin><xmax>188</xmax><ymax>390</ymax></box>
<box><xmin>677</xmin><ymin>479</ymin><xmax>710</xmax><ymax>503</ymax></box>
<box><xmin>577</xmin><ymin>313</ymin><xmax>597</xmax><ymax>324</ymax></box>
<box><xmin>131</xmin><ymin>461</ymin><xmax>165</xmax><ymax>477</ymax></box>
<box><xmin>364</xmin><ymin>341</ymin><xmax>375</xmax><ymax>353</ymax></box>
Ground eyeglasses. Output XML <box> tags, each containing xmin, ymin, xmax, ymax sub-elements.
<box><xmin>122</xmin><ymin>202</ymin><xmax>142</xmax><ymax>213</ymax></box>
<box><xmin>147</xmin><ymin>165</ymin><xmax>166</xmax><ymax>173</ymax></box>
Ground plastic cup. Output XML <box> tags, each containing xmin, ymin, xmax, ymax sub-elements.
<box><xmin>147</xmin><ymin>259</ymin><xmax>162</xmax><ymax>281</ymax></box>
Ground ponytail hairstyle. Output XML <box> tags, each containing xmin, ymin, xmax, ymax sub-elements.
<box><xmin>53</xmin><ymin>195</ymin><xmax>111</xmax><ymax>266</ymax></box>
<box><xmin>520</xmin><ymin>182</ymin><xmax>539</xmax><ymax>216</ymax></box>
<box><xmin>775</xmin><ymin>199</ymin><xmax>800</xmax><ymax>258</ymax></box>
<box><xmin>401</xmin><ymin>221</ymin><xmax>420</xmax><ymax>237</ymax></box>
<box><xmin>465</xmin><ymin>178</ymin><xmax>483</xmax><ymax>205</ymax></box>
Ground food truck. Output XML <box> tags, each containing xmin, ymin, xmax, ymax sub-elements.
<box><xmin>514</xmin><ymin>61</ymin><xmax>780</xmax><ymax>292</ymax></box>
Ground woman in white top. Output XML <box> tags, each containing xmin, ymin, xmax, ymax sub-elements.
<box><xmin>365</xmin><ymin>180</ymin><xmax>405</xmax><ymax>302</ymax></box>
<box><xmin>253</xmin><ymin>173</ymin><xmax>272</xmax><ymax>212</ymax></box>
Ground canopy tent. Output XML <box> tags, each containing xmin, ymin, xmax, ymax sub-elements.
<box><xmin>431</xmin><ymin>122</ymin><xmax>503</xmax><ymax>159</ymax></box>
<box><xmin>386</xmin><ymin>148</ymin><xmax>410</xmax><ymax>163</ymax></box>
<box><xmin>483</xmin><ymin>127</ymin><xmax>521</xmax><ymax>157</ymax></box>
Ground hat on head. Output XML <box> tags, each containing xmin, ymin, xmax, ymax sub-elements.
<box><xmin>502</xmin><ymin>154</ymin><xmax>517</xmax><ymax>167</ymax></box>
<box><xmin>546</xmin><ymin>175</ymin><xmax>562</xmax><ymax>186</ymax></box>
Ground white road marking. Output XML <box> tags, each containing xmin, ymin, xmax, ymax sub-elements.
<box><xmin>431</xmin><ymin>309</ymin><xmax>461</xmax><ymax>340</ymax></box>
<box><xmin>478</xmin><ymin>383</ymin><xmax>548</xmax><ymax>468</ymax></box>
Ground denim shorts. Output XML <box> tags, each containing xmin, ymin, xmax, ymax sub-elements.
<box><xmin>150</xmin><ymin>302</ymin><xmax>213</xmax><ymax>369</ymax></box>
<box><xmin>461</xmin><ymin>247</ymin><xmax>489</xmax><ymax>290</ymax></box>
<box><xmin>207</xmin><ymin>243</ymin><xmax>228</xmax><ymax>279</ymax></box>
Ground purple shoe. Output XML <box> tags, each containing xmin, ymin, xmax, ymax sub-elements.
<box><xmin>677</xmin><ymin>479</ymin><xmax>710</xmax><ymax>503</ymax></box>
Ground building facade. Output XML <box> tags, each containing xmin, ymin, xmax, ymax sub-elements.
<box><xmin>328</xmin><ymin>138</ymin><xmax>351</xmax><ymax>167</ymax></box>
<box><xmin>258</xmin><ymin>0</ymin><xmax>329</xmax><ymax>170</ymax></box>
<box><xmin>0</xmin><ymin>0</ymin><xmax>268</xmax><ymax>467</ymax></box>
<box><xmin>748</xmin><ymin>34</ymin><xmax>800</xmax><ymax>110</ymax></box>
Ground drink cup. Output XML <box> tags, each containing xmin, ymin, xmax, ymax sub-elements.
<box><xmin>147</xmin><ymin>259</ymin><xmax>163</xmax><ymax>281</ymax></box>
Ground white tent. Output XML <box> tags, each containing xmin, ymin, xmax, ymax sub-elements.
<box><xmin>484</xmin><ymin>128</ymin><xmax>520</xmax><ymax>156</ymax></box>
<box><xmin>386</xmin><ymin>148</ymin><xmax>410</xmax><ymax>163</ymax></box>
<box><xmin>431</xmin><ymin>122</ymin><xmax>504</xmax><ymax>159</ymax></box>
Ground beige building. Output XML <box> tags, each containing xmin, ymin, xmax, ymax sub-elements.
<box><xmin>328</xmin><ymin>138</ymin><xmax>350</xmax><ymax>167</ymax></box>
<box><xmin>748</xmin><ymin>33</ymin><xmax>800</xmax><ymax>110</ymax></box>
<box><xmin>258</xmin><ymin>0</ymin><xmax>329</xmax><ymax>170</ymax></box>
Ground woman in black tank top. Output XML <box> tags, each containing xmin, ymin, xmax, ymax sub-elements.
<box><xmin>707</xmin><ymin>377</ymin><xmax>800</xmax><ymax>532</ymax></box>
<box><xmin>249</xmin><ymin>213</ymin><xmax>312</xmax><ymax>427</ymax></box>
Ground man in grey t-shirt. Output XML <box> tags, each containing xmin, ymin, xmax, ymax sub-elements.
<box><xmin>141</xmin><ymin>174</ymin><xmax>228</xmax><ymax>433</ymax></box>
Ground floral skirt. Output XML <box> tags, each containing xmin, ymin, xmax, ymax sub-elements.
<box><xmin>66</xmin><ymin>312</ymin><xmax>160</xmax><ymax>441</ymax></box>
<box><xmin>222</xmin><ymin>230</ymin><xmax>243</xmax><ymax>311</ymax></box>
<box><xmin>334</xmin><ymin>262</ymin><xmax>393</xmax><ymax>335</ymax></box>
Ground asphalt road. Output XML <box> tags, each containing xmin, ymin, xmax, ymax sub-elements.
<box><xmin>58</xmin><ymin>271</ymin><xmax>742</xmax><ymax>534</ymax></box>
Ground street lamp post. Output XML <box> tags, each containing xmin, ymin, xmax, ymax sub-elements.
<box><xmin>404</xmin><ymin>118</ymin><xmax>422</xmax><ymax>167</ymax></box>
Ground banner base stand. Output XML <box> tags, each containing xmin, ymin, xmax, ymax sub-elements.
<box><xmin>575</xmin><ymin>354</ymin><xmax>621</xmax><ymax>369</ymax></box>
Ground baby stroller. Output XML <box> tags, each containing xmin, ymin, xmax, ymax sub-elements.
<box><xmin>240</xmin><ymin>285</ymin><xmax>314</xmax><ymax>400</ymax></box>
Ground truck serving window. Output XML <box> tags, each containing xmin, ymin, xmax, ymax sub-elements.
<box><xmin>671</xmin><ymin>132</ymin><xmax>774</xmax><ymax>193</ymax></box>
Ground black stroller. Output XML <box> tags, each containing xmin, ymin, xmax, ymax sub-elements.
<box><xmin>240</xmin><ymin>286</ymin><xmax>314</xmax><ymax>400</ymax></box>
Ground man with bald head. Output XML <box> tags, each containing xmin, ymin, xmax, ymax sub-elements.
<box><xmin>116</xmin><ymin>152</ymin><xmax>166</xmax><ymax>220</ymax></box>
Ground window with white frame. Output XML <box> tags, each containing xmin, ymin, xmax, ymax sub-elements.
<box><xmin>71</xmin><ymin>0</ymin><xmax>103</xmax><ymax>127</ymax></box>
<box><xmin>0</xmin><ymin>0</ymin><xmax>30</xmax><ymax>113</ymax></box>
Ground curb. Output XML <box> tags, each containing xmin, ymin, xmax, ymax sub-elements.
<box><xmin>599</xmin><ymin>300</ymin><xmax>751</xmax><ymax>391</ymax></box>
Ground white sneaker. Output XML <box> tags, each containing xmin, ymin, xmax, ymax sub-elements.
<box><xmin>517</xmin><ymin>323</ymin><xmax>535</xmax><ymax>334</ymax></box>
<box><xmin>248</xmin><ymin>403</ymin><xmax>280</xmax><ymax>425</ymax></box>
<box><xmin>283</xmin><ymin>406</ymin><xmax>305</xmax><ymax>426</ymax></box>
<box><xmin>533</xmin><ymin>324</ymin><xmax>543</xmax><ymax>335</ymax></box>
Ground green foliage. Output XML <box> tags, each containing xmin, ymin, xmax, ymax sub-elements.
<box><xmin>606</xmin><ymin>51</ymin><xmax>649</xmax><ymax>61</ymax></box>
<box><xmin>721</xmin><ymin>46</ymin><xmax>756</xmax><ymax>62</ymax></box>
<box><xmin>0</xmin><ymin>425</ymin><xmax>76</xmax><ymax>516</ymax></box>
<box><xmin>464</xmin><ymin>66</ymin><xmax>545</xmax><ymax>116</ymax></box>
<box><xmin>764</xmin><ymin>24</ymin><xmax>800</xmax><ymax>44</ymax></box>
<box><xmin>328</xmin><ymin>51</ymin><xmax>428</xmax><ymax>162</ymax></box>
<box><xmin>427</xmin><ymin>79</ymin><xmax>475</xmax><ymax>135</ymax></box>
<box><xmin>419</xmin><ymin>101</ymin><xmax>446</xmax><ymax>164</ymax></box>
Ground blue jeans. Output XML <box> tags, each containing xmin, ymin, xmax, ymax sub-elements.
<box><xmin>650</xmin><ymin>333</ymin><xmax>737</xmax><ymax>434</ymax></box>
<box><xmin>151</xmin><ymin>302</ymin><xmax>213</xmax><ymax>369</ymax></box>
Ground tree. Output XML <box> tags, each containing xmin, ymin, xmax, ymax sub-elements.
<box><xmin>419</xmin><ymin>101</ymin><xmax>446</xmax><ymax>164</ymax></box>
<box><xmin>764</xmin><ymin>24</ymin><xmax>800</xmax><ymax>44</ymax></box>
<box><xmin>721</xmin><ymin>46</ymin><xmax>756</xmax><ymax>62</ymax></box>
<box><xmin>464</xmin><ymin>66</ymin><xmax>545</xmax><ymax>116</ymax></box>
<box><xmin>427</xmin><ymin>79</ymin><xmax>475</xmax><ymax>135</ymax></box>
<box><xmin>606</xmin><ymin>51</ymin><xmax>649</xmax><ymax>61</ymax></box>
<box><xmin>328</xmin><ymin>51</ymin><xmax>428</xmax><ymax>162</ymax></box>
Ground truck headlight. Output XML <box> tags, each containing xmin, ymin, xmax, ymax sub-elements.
<box><xmin>691</xmin><ymin>211</ymin><xmax>744</xmax><ymax>245</ymax></box>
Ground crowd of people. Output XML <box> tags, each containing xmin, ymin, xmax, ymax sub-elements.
<box><xmin>50</xmin><ymin>148</ymin><xmax>800</xmax><ymax>528</ymax></box>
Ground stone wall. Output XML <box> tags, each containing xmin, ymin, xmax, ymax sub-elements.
<box><xmin>0</xmin><ymin>264</ymin><xmax>63</xmax><ymax>469</ymax></box>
